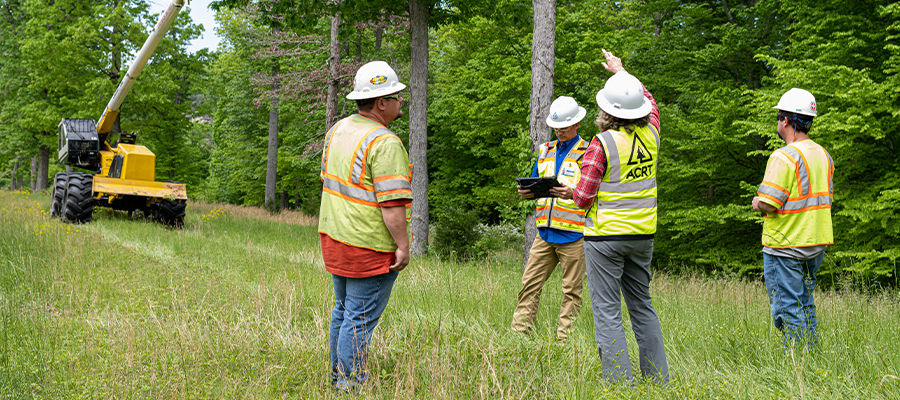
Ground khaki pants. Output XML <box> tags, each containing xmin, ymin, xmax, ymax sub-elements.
<box><xmin>511</xmin><ymin>236</ymin><xmax>586</xmax><ymax>339</ymax></box>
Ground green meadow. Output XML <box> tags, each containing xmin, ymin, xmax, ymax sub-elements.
<box><xmin>1</xmin><ymin>190</ymin><xmax>898</xmax><ymax>399</ymax></box>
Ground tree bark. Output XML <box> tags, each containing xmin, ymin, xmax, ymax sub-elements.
<box><xmin>409</xmin><ymin>0</ymin><xmax>430</xmax><ymax>255</ymax></box>
<box><xmin>375</xmin><ymin>27</ymin><xmax>383</xmax><ymax>51</ymax></box>
<box><xmin>325</xmin><ymin>7</ymin><xmax>341</xmax><ymax>133</ymax></box>
<box><xmin>294</xmin><ymin>177</ymin><xmax>301</xmax><ymax>210</ymax></box>
<box><xmin>11</xmin><ymin>158</ymin><xmax>19</xmax><ymax>190</ymax></box>
<box><xmin>265</xmin><ymin>62</ymin><xmax>280</xmax><ymax>212</ymax></box>
<box><xmin>30</xmin><ymin>157</ymin><xmax>37</xmax><ymax>192</ymax></box>
<box><xmin>524</xmin><ymin>0</ymin><xmax>555</xmax><ymax>267</ymax></box>
<box><xmin>37</xmin><ymin>144</ymin><xmax>49</xmax><ymax>191</ymax></box>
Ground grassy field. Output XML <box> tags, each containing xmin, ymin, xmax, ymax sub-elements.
<box><xmin>1</xmin><ymin>190</ymin><xmax>898</xmax><ymax>399</ymax></box>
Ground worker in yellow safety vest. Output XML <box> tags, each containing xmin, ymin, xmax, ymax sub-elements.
<box><xmin>573</xmin><ymin>49</ymin><xmax>668</xmax><ymax>385</ymax></box>
<box><xmin>512</xmin><ymin>95</ymin><xmax>588</xmax><ymax>341</ymax></box>
<box><xmin>752</xmin><ymin>88</ymin><xmax>833</xmax><ymax>349</ymax></box>
<box><xmin>318</xmin><ymin>61</ymin><xmax>413</xmax><ymax>393</ymax></box>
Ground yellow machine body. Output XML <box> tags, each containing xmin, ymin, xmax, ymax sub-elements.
<box><xmin>93</xmin><ymin>176</ymin><xmax>187</xmax><ymax>201</ymax></box>
<box><xmin>100</xmin><ymin>144</ymin><xmax>156</xmax><ymax>181</ymax></box>
<box><xmin>94</xmin><ymin>143</ymin><xmax>186</xmax><ymax>203</ymax></box>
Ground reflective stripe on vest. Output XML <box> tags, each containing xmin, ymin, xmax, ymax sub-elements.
<box><xmin>757</xmin><ymin>141</ymin><xmax>834</xmax><ymax>249</ymax></box>
<box><xmin>534</xmin><ymin>138</ymin><xmax>588</xmax><ymax>233</ymax></box>
<box><xmin>584</xmin><ymin>125</ymin><xmax>659</xmax><ymax>238</ymax></box>
<box><xmin>318</xmin><ymin>115</ymin><xmax>412</xmax><ymax>252</ymax></box>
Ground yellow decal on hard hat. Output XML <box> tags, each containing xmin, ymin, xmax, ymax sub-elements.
<box><xmin>370</xmin><ymin>75</ymin><xmax>387</xmax><ymax>85</ymax></box>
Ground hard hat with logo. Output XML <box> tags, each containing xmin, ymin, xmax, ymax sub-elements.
<box><xmin>772</xmin><ymin>88</ymin><xmax>817</xmax><ymax>117</ymax></box>
<box><xmin>346</xmin><ymin>61</ymin><xmax>407</xmax><ymax>100</ymax></box>
<box><xmin>595</xmin><ymin>71</ymin><xmax>651</xmax><ymax>120</ymax></box>
<box><xmin>546</xmin><ymin>96</ymin><xmax>586</xmax><ymax>129</ymax></box>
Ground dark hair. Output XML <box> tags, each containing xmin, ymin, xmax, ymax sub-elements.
<box><xmin>594</xmin><ymin>109</ymin><xmax>651</xmax><ymax>133</ymax></box>
<box><xmin>777</xmin><ymin>111</ymin><xmax>814</xmax><ymax>133</ymax></box>
<box><xmin>355</xmin><ymin>97</ymin><xmax>377</xmax><ymax>112</ymax></box>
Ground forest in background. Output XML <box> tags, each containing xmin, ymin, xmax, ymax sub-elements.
<box><xmin>1</xmin><ymin>0</ymin><xmax>898</xmax><ymax>281</ymax></box>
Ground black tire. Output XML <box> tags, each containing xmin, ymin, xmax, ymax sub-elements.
<box><xmin>50</xmin><ymin>172</ymin><xmax>69</xmax><ymax>218</ymax></box>
<box><xmin>155</xmin><ymin>199</ymin><xmax>186</xmax><ymax>228</ymax></box>
<box><xmin>61</xmin><ymin>173</ymin><xmax>95</xmax><ymax>223</ymax></box>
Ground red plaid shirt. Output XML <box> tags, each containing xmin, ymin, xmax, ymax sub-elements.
<box><xmin>573</xmin><ymin>84</ymin><xmax>660</xmax><ymax>209</ymax></box>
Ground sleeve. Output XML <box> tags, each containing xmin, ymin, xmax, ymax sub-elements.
<box><xmin>573</xmin><ymin>137</ymin><xmax>607</xmax><ymax>209</ymax></box>
<box><xmin>531</xmin><ymin>159</ymin><xmax>539</xmax><ymax>178</ymax></box>
<box><xmin>368</xmin><ymin>135</ymin><xmax>413</xmax><ymax>203</ymax></box>
<box><xmin>756</xmin><ymin>151</ymin><xmax>793</xmax><ymax>209</ymax></box>
<box><xmin>643</xmin><ymin>84</ymin><xmax>660</xmax><ymax>131</ymax></box>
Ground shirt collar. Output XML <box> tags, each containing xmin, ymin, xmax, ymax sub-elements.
<box><xmin>556</xmin><ymin>135</ymin><xmax>580</xmax><ymax>153</ymax></box>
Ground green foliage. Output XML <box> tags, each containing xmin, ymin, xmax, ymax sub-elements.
<box><xmin>430</xmin><ymin>200</ymin><xmax>482</xmax><ymax>259</ymax></box>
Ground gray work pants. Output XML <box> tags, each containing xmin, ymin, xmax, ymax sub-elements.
<box><xmin>584</xmin><ymin>239</ymin><xmax>669</xmax><ymax>385</ymax></box>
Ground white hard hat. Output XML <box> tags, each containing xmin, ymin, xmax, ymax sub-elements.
<box><xmin>546</xmin><ymin>96</ymin><xmax>586</xmax><ymax>128</ymax></box>
<box><xmin>595</xmin><ymin>71</ymin><xmax>652</xmax><ymax>120</ymax></box>
<box><xmin>346</xmin><ymin>61</ymin><xmax>407</xmax><ymax>100</ymax></box>
<box><xmin>772</xmin><ymin>88</ymin><xmax>817</xmax><ymax>117</ymax></box>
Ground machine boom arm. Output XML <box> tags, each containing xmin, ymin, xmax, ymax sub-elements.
<box><xmin>96</xmin><ymin>0</ymin><xmax>186</xmax><ymax>136</ymax></box>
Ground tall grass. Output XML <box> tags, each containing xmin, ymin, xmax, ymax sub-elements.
<box><xmin>0</xmin><ymin>191</ymin><xmax>898</xmax><ymax>399</ymax></box>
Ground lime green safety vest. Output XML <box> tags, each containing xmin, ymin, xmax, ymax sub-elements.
<box><xmin>584</xmin><ymin>125</ymin><xmax>659</xmax><ymax>239</ymax></box>
<box><xmin>534</xmin><ymin>138</ymin><xmax>588</xmax><ymax>232</ymax></box>
<box><xmin>756</xmin><ymin>140</ymin><xmax>834</xmax><ymax>249</ymax></box>
<box><xmin>318</xmin><ymin>115</ymin><xmax>412</xmax><ymax>252</ymax></box>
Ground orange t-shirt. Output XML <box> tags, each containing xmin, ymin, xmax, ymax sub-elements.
<box><xmin>320</xmin><ymin>199</ymin><xmax>411</xmax><ymax>278</ymax></box>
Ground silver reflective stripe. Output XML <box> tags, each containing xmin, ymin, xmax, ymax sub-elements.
<box><xmin>757</xmin><ymin>183</ymin><xmax>789</xmax><ymax>204</ymax></box>
<box><xmin>599</xmin><ymin>131</ymin><xmax>620</xmax><ymax>183</ymax></box>
<box><xmin>321</xmin><ymin>120</ymin><xmax>344</xmax><ymax>172</ymax></box>
<box><xmin>374</xmin><ymin>178</ymin><xmax>411</xmax><ymax>194</ymax></box>
<box><xmin>825</xmin><ymin>149</ymin><xmax>834</xmax><ymax>194</ymax></box>
<box><xmin>648</xmin><ymin>124</ymin><xmax>660</xmax><ymax>154</ymax></box>
<box><xmin>550</xmin><ymin>208</ymin><xmax>584</xmax><ymax>219</ymax></box>
<box><xmin>599</xmin><ymin>178</ymin><xmax>657</xmax><ymax>193</ymax></box>
<box><xmin>351</xmin><ymin>128</ymin><xmax>392</xmax><ymax>184</ymax></box>
<box><xmin>782</xmin><ymin>146</ymin><xmax>809</xmax><ymax>196</ymax></box>
<box><xmin>781</xmin><ymin>195</ymin><xmax>832</xmax><ymax>211</ymax></box>
<box><xmin>597</xmin><ymin>197</ymin><xmax>657</xmax><ymax>210</ymax></box>
<box><xmin>323</xmin><ymin>176</ymin><xmax>377</xmax><ymax>203</ymax></box>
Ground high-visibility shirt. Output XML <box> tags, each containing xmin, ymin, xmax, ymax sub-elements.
<box><xmin>318</xmin><ymin>114</ymin><xmax>412</xmax><ymax>254</ymax></box>
<box><xmin>534</xmin><ymin>138</ymin><xmax>588</xmax><ymax>233</ymax></box>
<box><xmin>756</xmin><ymin>139</ymin><xmax>834</xmax><ymax>250</ymax></box>
<box><xmin>584</xmin><ymin>125</ymin><xmax>659</xmax><ymax>239</ymax></box>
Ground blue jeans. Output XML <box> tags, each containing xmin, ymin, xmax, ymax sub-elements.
<box><xmin>763</xmin><ymin>252</ymin><xmax>824</xmax><ymax>348</ymax></box>
<box><xmin>329</xmin><ymin>271</ymin><xmax>398</xmax><ymax>387</ymax></box>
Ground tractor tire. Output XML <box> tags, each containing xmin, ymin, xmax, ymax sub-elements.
<box><xmin>50</xmin><ymin>172</ymin><xmax>69</xmax><ymax>218</ymax></box>
<box><xmin>61</xmin><ymin>173</ymin><xmax>95</xmax><ymax>223</ymax></box>
<box><xmin>156</xmin><ymin>199</ymin><xmax>185</xmax><ymax>228</ymax></box>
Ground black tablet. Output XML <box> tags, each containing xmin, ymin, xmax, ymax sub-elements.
<box><xmin>516</xmin><ymin>177</ymin><xmax>562</xmax><ymax>198</ymax></box>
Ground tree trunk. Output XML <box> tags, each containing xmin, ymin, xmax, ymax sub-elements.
<box><xmin>524</xmin><ymin>0</ymin><xmax>555</xmax><ymax>267</ymax></box>
<box><xmin>280</xmin><ymin>189</ymin><xmax>288</xmax><ymax>210</ymax></box>
<box><xmin>294</xmin><ymin>177</ymin><xmax>301</xmax><ymax>210</ymax></box>
<box><xmin>375</xmin><ymin>27</ymin><xmax>383</xmax><ymax>51</ymax></box>
<box><xmin>326</xmin><ymin>7</ymin><xmax>341</xmax><ymax>132</ymax></box>
<box><xmin>265</xmin><ymin>62</ymin><xmax>280</xmax><ymax>212</ymax></box>
<box><xmin>37</xmin><ymin>144</ymin><xmax>49</xmax><ymax>191</ymax></box>
<box><xmin>409</xmin><ymin>0</ymin><xmax>430</xmax><ymax>255</ymax></box>
<box><xmin>11</xmin><ymin>158</ymin><xmax>19</xmax><ymax>190</ymax></box>
<box><xmin>30</xmin><ymin>157</ymin><xmax>37</xmax><ymax>192</ymax></box>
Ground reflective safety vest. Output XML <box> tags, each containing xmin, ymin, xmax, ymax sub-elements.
<box><xmin>756</xmin><ymin>140</ymin><xmax>834</xmax><ymax>249</ymax></box>
<box><xmin>534</xmin><ymin>138</ymin><xmax>588</xmax><ymax>232</ymax></box>
<box><xmin>318</xmin><ymin>115</ymin><xmax>412</xmax><ymax>252</ymax></box>
<box><xmin>584</xmin><ymin>125</ymin><xmax>659</xmax><ymax>239</ymax></box>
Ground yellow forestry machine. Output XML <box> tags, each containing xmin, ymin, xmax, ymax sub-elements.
<box><xmin>50</xmin><ymin>0</ymin><xmax>188</xmax><ymax>227</ymax></box>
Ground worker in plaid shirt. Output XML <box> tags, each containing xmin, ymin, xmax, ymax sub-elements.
<box><xmin>573</xmin><ymin>49</ymin><xmax>668</xmax><ymax>385</ymax></box>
